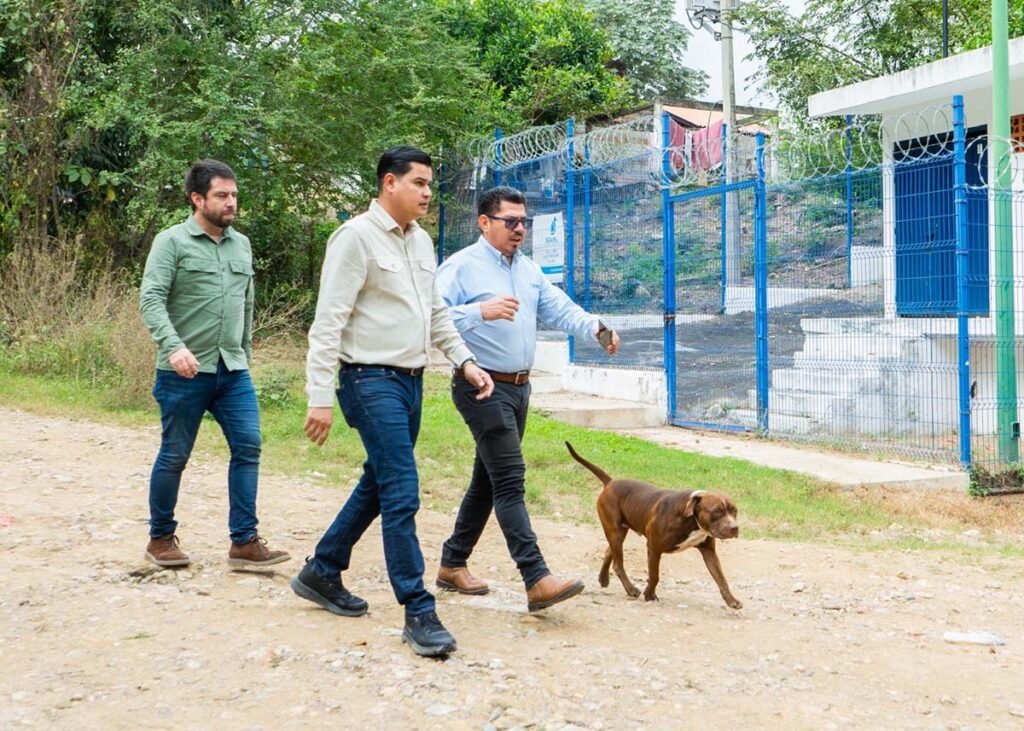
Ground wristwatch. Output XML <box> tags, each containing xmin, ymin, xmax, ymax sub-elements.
<box><xmin>458</xmin><ymin>356</ymin><xmax>477</xmax><ymax>370</ymax></box>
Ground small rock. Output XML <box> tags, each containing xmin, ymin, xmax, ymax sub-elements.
<box><xmin>942</xmin><ymin>631</ymin><xmax>1006</xmax><ymax>646</ymax></box>
<box><xmin>425</xmin><ymin>703</ymin><xmax>458</xmax><ymax>716</ymax></box>
<box><xmin>792</xmin><ymin>582</ymin><xmax>806</xmax><ymax>593</ymax></box>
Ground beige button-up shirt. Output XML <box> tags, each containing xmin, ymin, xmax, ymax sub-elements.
<box><xmin>305</xmin><ymin>200</ymin><xmax>474</xmax><ymax>407</ymax></box>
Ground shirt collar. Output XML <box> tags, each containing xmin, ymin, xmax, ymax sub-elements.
<box><xmin>476</xmin><ymin>235</ymin><xmax>519</xmax><ymax>266</ymax></box>
<box><xmin>185</xmin><ymin>215</ymin><xmax>234</xmax><ymax>243</ymax></box>
<box><xmin>369</xmin><ymin>199</ymin><xmax>421</xmax><ymax>236</ymax></box>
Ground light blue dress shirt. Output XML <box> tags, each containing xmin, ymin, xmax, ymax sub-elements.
<box><xmin>436</xmin><ymin>236</ymin><xmax>599</xmax><ymax>373</ymax></box>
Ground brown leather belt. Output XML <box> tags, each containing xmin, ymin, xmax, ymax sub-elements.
<box><xmin>343</xmin><ymin>363</ymin><xmax>425</xmax><ymax>377</ymax></box>
<box><xmin>453</xmin><ymin>367</ymin><xmax>530</xmax><ymax>386</ymax></box>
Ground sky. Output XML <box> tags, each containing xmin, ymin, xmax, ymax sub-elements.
<box><xmin>675</xmin><ymin>0</ymin><xmax>806</xmax><ymax>109</ymax></box>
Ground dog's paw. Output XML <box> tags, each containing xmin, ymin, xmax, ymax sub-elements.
<box><xmin>726</xmin><ymin>597</ymin><xmax>743</xmax><ymax>610</ymax></box>
<box><xmin>643</xmin><ymin>591</ymin><xmax>658</xmax><ymax>602</ymax></box>
<box><xmin>625</xmin><ymin>586</ymin><xmax>641</xmax><ymax>598</ymax></box>
<box><xmin>598</xmin><ymin>575</ymin><xmax>610</xmax><ymax>588</ymax></box>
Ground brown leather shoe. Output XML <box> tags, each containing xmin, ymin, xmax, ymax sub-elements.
<box><xmin>526</xmin><ymin>574</ymin><xmax>584</xmax><ymax>612</ymax></box>
<box><xmin>228</xmin><ymin>535</ymin><xmax>291</xmax><ymax>568</ymax></box>
<box><xmin>436</xmin><ymin>565</ymin><xmax>489</xmax><ymax>595</ymax></box>
<box><xmin>145</xmin><ymin>534</ymin><xmax>190</xmax><ymax>567</ymax></box>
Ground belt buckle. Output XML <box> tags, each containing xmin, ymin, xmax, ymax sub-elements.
<box><xmin>514</xmin><ymin>370</ymin><xmax>529</xmax><ymax>385</ymax></box>
<box><xmin>409</xmin><ymin>366</ymin><xmax>424</xmax><ymax>377</ymax></box>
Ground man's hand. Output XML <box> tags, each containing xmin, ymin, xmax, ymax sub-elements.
<box><xmin>461</xmin><ymin>361</ymin><xmax>494</xmax><ymax>400</ymax></box>
<box><xmin>597</xmin><ymin>325</ymin><xmax>620</xmax><ymax>355</ymax></box>
<box><xmin>304</xmin><ymin>407</ymin><xmax>334</xmax><ymax>446</ymax></box>
<box><xmin>169</xmin><ymin>347</ymin><xmax>200</xmax><ymax>378</ymax></box>
<box><xmin>480</xmin><ymin>295</ymin><xmax>519</xmax><ymax>322</ymax></box>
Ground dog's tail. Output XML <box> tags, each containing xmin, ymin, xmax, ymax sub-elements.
<box><xmin>565</xmin><ymin>441</ymin><xmax>613</xmax><ymax>486</ymax></box>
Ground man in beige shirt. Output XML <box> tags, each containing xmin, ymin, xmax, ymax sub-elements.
<box><xmin>291</xmin><ymin>146</ymin><xmax>493</xmax><ymax>658</ymax></box>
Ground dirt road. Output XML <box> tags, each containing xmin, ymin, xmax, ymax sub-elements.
<box><xmin>2</xmin><ymin>407</ymin><xmax>1022</xmax><ymax>729</ymax></box>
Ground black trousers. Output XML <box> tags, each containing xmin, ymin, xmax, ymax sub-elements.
<box><xmin>440</xmin><ymin>376</ymin><xmax>549</xmax><ymax>588</ymax></box>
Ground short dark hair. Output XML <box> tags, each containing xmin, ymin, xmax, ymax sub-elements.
<box><xmin>185</xmin><ymin>159</ymin><xmax>236</xmax><ymax>210</ymax></box>
<box><xmin>477</xmin><ymin>186</ymin><xmax>527</xmax><ymax>217</ymax></box>
<box><xmin>376</xmin><ymin>146</ymin><xmax>432</xmax><ymax>191</ymax></box>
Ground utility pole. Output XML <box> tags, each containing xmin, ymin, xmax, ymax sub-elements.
<box><xmin>720</xmin><ymin>0</ymin><xmax>741</xmax><ymax>286</ymax></box>
<box><xmin>686</xmin><ymin>0</ymin><xmax>742</xmax><ymax>287</ymax></box>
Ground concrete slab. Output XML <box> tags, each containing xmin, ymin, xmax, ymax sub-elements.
<box><xmin>623</xmin><ymin>426</ymin><xmax>969</xmax><ymax>491</ymax></box>
<box><xmin>530</xmin><ymin>390</ymin><xmax>664</xmax><ymax>430</ymax></box>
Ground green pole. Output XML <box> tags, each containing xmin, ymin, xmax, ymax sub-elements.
<box><xmin>993</xmin><ymin>0</ymin><xmax>1019</xmax><ymax>461</ymax></box>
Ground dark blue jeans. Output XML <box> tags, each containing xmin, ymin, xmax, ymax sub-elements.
<box><xmin>148</xmin><ymin>360</ymin><xmax>261</xmax><ymax>543</ymax></box>
<box><xmin>441</xmin><ymin>377</ymin><xmax>549</xmax><ymax>589</ymax></box>
<box><xmin>310</xmin><ymin>366</ymin><xmax>434</xmax><ymax>618</ymax></box>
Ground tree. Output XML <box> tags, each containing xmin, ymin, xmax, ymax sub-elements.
<box><xmin>586</xmin><ymin>0</ymin><xmax>708</xmax><ymax>102</ymax></box>
<box><xmin>737</xmin><ymin>0</ymin><xmax>1004</xmax><ymax>123</ymax></box>
<box><xmin>436</xmin><ymin>0</ymin><xmax>632</xmax><ymax>124</ymax></box>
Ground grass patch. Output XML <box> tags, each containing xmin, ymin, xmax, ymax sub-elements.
<box><xmin>2</xmin><ymin>354</ymin><xmax>1022</xmax><ymax>557</ymax></box>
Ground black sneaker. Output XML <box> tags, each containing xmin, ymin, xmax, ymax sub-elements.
<box><xmin>402</xmin><ymin>610</ymin><xmax>457</xmax><ymax>657</ymax></box>
<box><xmin>290</xmin><ymin>559</ymin><xmax>368</xmax><ymax>617</ymax></box>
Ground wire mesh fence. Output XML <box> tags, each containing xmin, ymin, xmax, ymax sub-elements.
<box><xmin>438</xmin><ymin>98</ymin><xmax>1024</xmax><ymax>488</ymax></box>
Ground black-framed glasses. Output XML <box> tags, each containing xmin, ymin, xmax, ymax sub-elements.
<box><xmin>487</xmin><ymin>215</ymin><xmax>531</xmax><ymax>230</ymax></box>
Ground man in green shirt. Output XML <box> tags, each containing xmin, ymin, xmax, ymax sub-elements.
<box><xmin>139</xmin><ymin>159</ymin><xmax>290</xmax><ymax>569</ymax></box>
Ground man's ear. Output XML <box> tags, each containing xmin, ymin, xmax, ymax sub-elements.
<box><xmin>478</xmin><ymin>213</ymin><xmax>490</xmax><ymax>233</ymax></box>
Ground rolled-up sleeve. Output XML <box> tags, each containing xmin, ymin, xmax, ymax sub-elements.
<box><xmin>536</xmin><ymin>266</ymin><xmax>599</xmax><ymax>341</ymax></box>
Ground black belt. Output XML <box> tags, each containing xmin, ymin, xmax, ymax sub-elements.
<box><xmin>342</xmin><ymin>362</ymin><xmax>425</xmax><ymax>377</ymax></box>
<box><xmin>454</xmin><ymin>367</ymin><xmax>530</xmax><ymax>385</ymax></box>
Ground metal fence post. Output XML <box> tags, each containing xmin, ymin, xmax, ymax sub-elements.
<box><xmin>583</xmin><ymin>140</ymin><xmax>592</xmax><ymax>311</ymax></box>
<box><xmin>845</xmin><ymin>115</ymin><xmax>854</xmax><ymax>287</ymax></box>
<box><xmin>754</xmin><ymin>132</ymin><xmax>769</xmax><ymax>432</ymax></box>
<box><xmin>437</xmin><ymin>151</ymin><xmax>447</xmax><ymax>265</ymax></box>
<box><xmin>719</xmin><ymin>123</ymin><xmax>728</xmax><ymax>315</ymax></box>
<box><xmin>566</xmin><ymin>118</ymin><xmax>576</xmax><ymax>362</ymax></box>
<box><xmin>952</xmin><ymin>95</ymin><xmax>973</xmax><ymax>468</ymax></box>
<box><xmin>662</xmin><ymin>112</ymin><xmax>678</xmax><ymax>423</ymax></box>
<box><xmin>494</xmin><ymin>128</ymin><xmax>503</xmax><ymax>187</ymax></box>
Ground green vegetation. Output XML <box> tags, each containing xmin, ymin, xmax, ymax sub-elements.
<box><xmin>738</xmin><ymin>0</ymin><xmax>1010</xmax><ymax>124</ymax></box>
<box><xmin>3</xmin><ymin>355</ymin><xmax>1021</xmax><ymax>558</ymax></box>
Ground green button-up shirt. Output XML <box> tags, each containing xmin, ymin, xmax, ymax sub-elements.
<box><xmin>140</xmin><ymin>216</ymin><xmax>254</xmax><ymax>373</ymax></box>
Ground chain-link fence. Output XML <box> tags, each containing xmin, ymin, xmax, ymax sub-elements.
<box><xmin>438</xmin><ymin>97</ymin><xmax>1024</xmax><ymax>487</ymax></box>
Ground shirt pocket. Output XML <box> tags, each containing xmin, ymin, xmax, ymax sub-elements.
<box><xmin>376</xmin><ymin>257</ymin><xmax>405</xmax><ymax>273</ymax></box>
<box><xmin>413</xmin><ymin>259</ymin><xmax>437</xmax><ymax>305</ymax></box>
<box><xmin>178</xmin><ymin>258</ymin><xmax>221</xmax><ymax>294</ymax></box>
<box><xmin>227</xmin><ymin>259</ymin><xmax>254</xmax><ymax>297</ymax></box>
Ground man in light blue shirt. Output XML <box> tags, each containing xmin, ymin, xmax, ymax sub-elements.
<box><xmin>435</xmin><ymin>186</ymin><xmax>619</xmax><ymax>612</ymax></box>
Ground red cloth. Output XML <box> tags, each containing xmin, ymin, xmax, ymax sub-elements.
<box><xmin>690</xmin><ymin>120</ymin><xmax>723</xmax><ymax>171</ymax></box>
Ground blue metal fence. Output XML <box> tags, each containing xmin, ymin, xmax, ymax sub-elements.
<box><xmin>439</xmin><ymin>95</ymin><xmax>1024</xmax><ymax>480</ymax></box>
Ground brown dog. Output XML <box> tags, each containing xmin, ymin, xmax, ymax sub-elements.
<box><xmin>565</xmin><ymin>442</ymin><xmax>742</xmax><ymax>609</ymax></box>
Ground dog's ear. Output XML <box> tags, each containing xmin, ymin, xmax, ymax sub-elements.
<box><xmin>683</xmin><ymin>491</ymin><xmax>702</xmax><ymax>519</ymax></box>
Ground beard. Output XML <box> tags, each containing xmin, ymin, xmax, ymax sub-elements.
<box><xmin>200</xmin><ymin>207</ymin><xmax>235</xmax><ymax>229</ymax></box>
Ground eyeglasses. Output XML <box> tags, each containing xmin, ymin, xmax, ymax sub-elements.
<box><xmin>487</xmin><ymin>215</ymin><xmax>531</xmax><ymax>230</ymax></box>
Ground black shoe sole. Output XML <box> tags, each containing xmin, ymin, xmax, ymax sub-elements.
<box><xmin>402</xmin><ymin>629</ymin><xmax>457</xmax><ymax>657</ymax></box>
<box><xmin>527</xmin><ymin>580</ymin><xmax>585</xmax><ymax>612</ymax></box>
<box><xmin>435</xmin><ymin>578</ymin><xmax>490</xmax><ymax>596</ymax></box>
<box><xmin>290</xmin><ymin>575</ymin><xmax>368</xmax><ymax>617</ymax></box>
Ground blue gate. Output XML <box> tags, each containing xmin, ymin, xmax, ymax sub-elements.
<box><xmin>894</xmin><ymin>127</ymin><xmax>989</xmax><ymax>316</ymax></box>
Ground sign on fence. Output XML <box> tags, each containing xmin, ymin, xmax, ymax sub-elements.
<box><xmin>532</xmin><ymin>212</ymin><xmax>565</xmax><ymax>283</ymax></box>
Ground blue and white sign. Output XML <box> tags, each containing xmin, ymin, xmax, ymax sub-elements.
<box><xmin>532</xmin><ymin>212</ymin><xmax>564</xmax><ymax>283</ymax></box>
